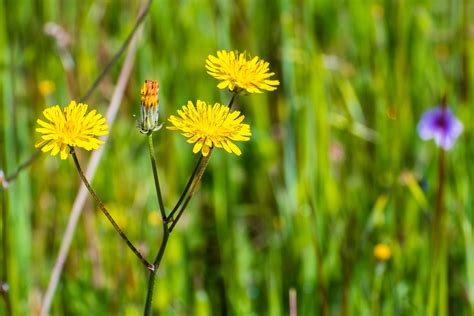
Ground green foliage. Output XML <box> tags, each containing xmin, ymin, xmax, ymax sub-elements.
<box><xmin>1</xmin><ymin>0</ymin><xmax>473</xmax><ymax>315</ymax></box>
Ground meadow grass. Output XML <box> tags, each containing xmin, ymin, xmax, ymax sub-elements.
<box><xmin>1</xmin><ymin>0</ymin><xmax>473</xmax><ymax>315</ymax></box>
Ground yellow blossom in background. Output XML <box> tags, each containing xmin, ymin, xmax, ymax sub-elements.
<box><xmin>38</xmin><ymin>80</ymin><xmax>55</xmax><ymax>97</ymax></box>
<box><xmin>373</xmin><ymin>243</ymin><xmax>392</xmax><ymax>261</ymax></box>
<box><xmin>148</xmin><ymin>212</ymin><xmax>161</xmax><ymax>226</ymax></box>
<box><xmin>35</xmin><ymin>101</ymin><xmax>108</xmax><ymax>159</ymax></box>
<box><xmin>167</xmin><ymin>100</ymin><xmax>251</xmax><ymax>156</ymax></box>
<box><xmin>206</xmin><ymin>50</ymin><xmax>279</xmax><ymax>93</ymax></box>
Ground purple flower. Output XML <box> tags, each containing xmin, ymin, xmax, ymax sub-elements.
<box><xmin>417</xmin><ymin>106</ymin><xmax>463</xmax><ymax>150</ymax></box>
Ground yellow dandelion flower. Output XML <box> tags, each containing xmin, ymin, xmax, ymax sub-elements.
<box><xmin>373</xmin><ymin>243</ymin><xmax>392</xmax><ymax>261</ymax></box>
<box><xmin>38</xmin><ymin>80</ymin><xmax>55</xmax><ymax>97</ymax></box>
<box><xmin>206</xmin><ymin>50</ymin><xmax>280</xmax><ymax>93</ymax></box>
<box><xmin>167</xmin><ymin>100</ymin><xmax>251</xmax><ymax>156</ymax></box>
<box><xmin>35</xmin><ymin>101</ymin><xmax>109</xmax><ymax>160</ymax></box>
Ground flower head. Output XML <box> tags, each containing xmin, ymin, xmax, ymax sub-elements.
<box><xmin>138</xmin><ymin>80</ymin><xmax>162</xmax><ymax>133</ymax></box>
<box><xmin>373</xmin><ymin>243</ymin><xmax>391</xmax><ymax>261</ymax></box>
<box><xmin>417</xmin><ymin>106</ymin><xmax>463</xmax><ymax>150</ymax></box>
<box><xmin>206</xmin><ymin>50</ymin><xmax>279</xmax><ymax>93</ymax></box>
<box><xmin>167</xmin><ymin>100</ymin><xmax>251</xmax><ymax>156</ymax></box>
<box><xmin>35</xmin><ymin>101</ymin><xmax>108</xmax><ymax>159</ymax></box>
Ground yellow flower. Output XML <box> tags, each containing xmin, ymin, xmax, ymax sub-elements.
<box><xmin>35</xmin><ymin>101</ymin><xmax>108</xmax><ymax>160</ymax></box>
<box><xmin>138</xmin><ymin>80</ymin><xmax>162</xmax><ymax>133</ymax></box>
<box><xmin>167</xmin><ymin>100</ymin><xmax>251</xmax><ymax>156</ymax></box>
<box><xmin>206</xmin><ymin>50</ymin><xmax>279</xmax><ymax>93</ymax></box>
<box><xmin>373</xmin><ymin>243</ymin><xmax>392</xmax><ymax>261</ymax></box>
<box><xmin>38</xmin><ymin>80</ymin><xmax>55</xmax><ymax>97</ymax></box>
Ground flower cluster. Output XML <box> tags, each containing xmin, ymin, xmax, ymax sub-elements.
<box><xmin>166</xmin><ymin>50</ymin><xmax>278</xmax><ymax>156</ymax></box>
<box><xmin>35</xmin><ymin>50</ymin><xmax>279</xmax><ymax>159</ymax></box>
<box><xmin>35</xmin><ymin>101</ymin><xmax>108</xmax><ymax>159</ymax></box>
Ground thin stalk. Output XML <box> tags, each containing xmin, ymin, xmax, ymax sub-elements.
<box><xmin>79</xmin><ymin>0</ymin><xmax>154</xmax><ymax>103</ymax></box>
<box><xmin>41</xmin><ymin>25</ymin><xmax>144</xmax><ymax>315</ymax></box>
<box><xmin>147</xmin><ymin>133</ymin><xmax>166</xmax><ymax>220</ymax></box>
<box><xmin>228</xmin><ymin>92</ymin><xmax>237</xmax><ymax>110</ymax></box>
<box><xmin>428</xmin><ymin>147</ymin><xmax>446</xmax><ymax>316</ymax></box>
<box><xmin>0</xmin><ymin>285</ymin><xmax>12</xmax><ymax>316</ymax></box>
<box><xmin>143</xmin><ymin>229</ymin><xmax>169</xmax><ymax>316</ymax></box>
<box><xmin>1</xmin><ymin>0</ymin><xmax>154</xmax><ymax>186</ymax></box>
<box><xmin>169</xmin><ymin>154</ymin><xmax>211</xmax><ymax>232</ymax></box>
<box><xmin>371</xmin><ymin>263</ymin><xmax>386</xmax><ymax>316</ymax></box>
<box><xmin>70</xmin><ymin>148</ymin><xmax>153</xmax><ymax>271</ymax></box>
<box><xmin>143</xmin><ymin>133</ymin><xmax>171</xmax><ymax>316</ymax></box>
<box><xmin>143</xmin><ymin>91</ymin><xmax>239</xmax><ymax>314</ymax></box>
<box><xmin>168</xmin><ymin>91</ymin><xmax>238</xmax><ymax>232</ymax></box>
<box><xmin>0</xmin><ymin>189</ymin><xmax>11</xmax><ymax>316</ymax></box>
<box><xmin>167</xmin><ymin>154</ymin><xmax>204</xmax><ymax>222</ymax></box>
<box><xmin>4</xmin><ymin>149</ymin><xmax>41</xmax><ymax>183</ymax></box>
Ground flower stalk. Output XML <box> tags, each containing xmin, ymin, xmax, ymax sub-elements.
<box><xmin>427</xmin><ymin>146</ymin><xmax>447</xmax><ymax>316</ymax></box>
<box><xmin>426</xmin><ymin>95</ymin><xmax>451</xmax><ymax>316</ymax></box>
<box><xmin>143</xmin><ymin>132</ymin><xmax>170</xmax><ymax>315</ymax></box>
<box><xmin>70</xmin><ymin>148</ymin><xmax>154</xmax><ymax>271</ymax></box>
<box><xmin>143</xmin><ymin>91</ymin><xmax>240</xmax><ymax>314</ymax></box>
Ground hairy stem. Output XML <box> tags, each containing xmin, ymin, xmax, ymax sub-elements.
<box><xmin>147</xmin><ymin>134</ymin><xmax>167</xmax><ymax>220</ymax></box>
<box><xmin>71</xmin><ymin>148</ymin><xmax>153</xmax><ymax>271</ymax></box>
<box><xmin>167</xmin><ymin>154</ymin><xmax>203</xmax><ymax>222</ymax></box>
<box><xmin>143</xmin><ymin>133</ymin><xmax>170</xmax><ymax>315</ymax></box>
<box><xmin>169</xmin><ymin>154</ymin><xmax>211</xmax><ymax>232</ymax></box>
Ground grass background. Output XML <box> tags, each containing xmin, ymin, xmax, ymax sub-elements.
<box><xmin>1</xmin><ymin>0</ymin><xmax>474</xmax><ymax>315</ymax></box>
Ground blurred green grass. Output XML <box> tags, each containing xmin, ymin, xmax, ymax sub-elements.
<box><xmin>1</xmin><ymin>0</ymin><xmax>474</xmax><ymax>315</ymax></box>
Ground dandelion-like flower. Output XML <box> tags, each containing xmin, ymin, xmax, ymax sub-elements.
<box><xmin>167</xmin><ymin>100</ymin><xmax>251</xmax><ymax>156</ymax></box>
<box><xmin>206</xmin><ymin>50</ymin><xmax>279</xmax><ymax>93</ymax></box>
<box><xmin>373</xmin><ymin>243</ymin><xmax>391</xmax><ymax>261</ymax></box>
<box><xmin>138</xmin><ymin>80</ymin><xmax>162</xmax><ymax>133</ymax></box>
<box><xmin>417</xmin><ymin>106</ymin><xmax>463</xmax><ymax>150</ymax></box>
<box><xmin>35</xmin><ymin>101</ymin><xmax>108</xmax><ymax>159</ymax></box>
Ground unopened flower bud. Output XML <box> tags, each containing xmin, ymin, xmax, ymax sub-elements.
<box><xmin>138</xmin><ymin>80</ymin><xmax>162</xmax><ymax>133</ymax></box>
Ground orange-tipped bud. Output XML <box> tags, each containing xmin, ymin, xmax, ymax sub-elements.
<box><xmin>140</xmin><ymin>80</ymin><xmax>159</xmax><ymax>109</ymax></box>
<box><xmin>138</xmin><ymin>80</ymin><xmax>162</xmax><ymax>134</ymax></box>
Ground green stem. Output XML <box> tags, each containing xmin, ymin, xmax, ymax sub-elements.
<box><xmin>4</xmin><ymin>149</ymin><xmax>41</xmax><ymax>183</ymax></box>
<box><xmin>228</xmin><ymin>92</ymin><xmax>237</xmax><ymax>110</ymax></box>
<box><xmin>0</xmin><ymin>188</ymin><xmax>11</xmax><ymax>316</ymax></box>
<box><xmin>79</xmin><ymin>0</ymin><xmax>154</xmax><ymax>103</ymax></box>
<box><xmin>371</xmin><ymin>263</ymin><xmax>385</xmax><ymax>316</ymax></box>
<box><xmin>428</xmin><ymin>147</ymin><xmax>446</xmax><ymax>316</ymax></box>
<box><xmin>169</xmin><ymin>154</ymin><xmax>211</xmax><ymax>232</ymax></box>
<box><xmin>168</xmin><ymin>91</ymin><xmax>239</xmax><ymax>232</ymax></box>
<box><xmin>70</xmin><ymin>148</ymin><xmax>153</xmax><ymax>271</ymax></box>
<box><xmin>143</xmin><ymin>229</ymin><xmax>169</xmax><ymax>316</ymax></box>
<box><xmin>142</xmin><ymin>91</ymin><xmax>239</xmax><ymax>314</ymax></box>
<box><xmin>167</xmin><ymin>155</ymin><xmax>203</xmax><ymax>222</ymax></box>
<box><xmin>147</xmin><ymin>134</ymin><xmax>167</xmax><ymax>220</ymax></box>
<box><xmin>143</xmin><ymin>133</ymin><xmax>171</xmax><ymax>316</ymax></box>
